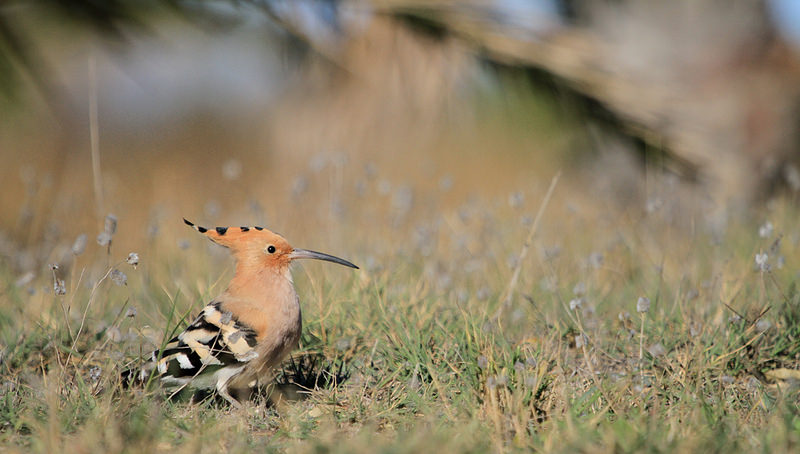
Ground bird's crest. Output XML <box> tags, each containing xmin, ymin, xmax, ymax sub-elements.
<box><xmin>183</xmin><ymin>218</ymin><xmax>282</xmax><ymax>251</ymax></box>
<box><xmin>183</xmin><ymin>218</ymin><xmax>358</xmax><ymax>269</ymax></box>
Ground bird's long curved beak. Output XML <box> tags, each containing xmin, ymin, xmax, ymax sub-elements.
<box><xmin>289</xmin><ymin>248</ymin><xmax>359</xmax><ymax>269</ymax></box>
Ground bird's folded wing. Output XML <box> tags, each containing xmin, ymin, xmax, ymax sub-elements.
<box><xmin>153</xmin><ymin>301</ymin><xmax>259</xmax><ymax>379</ymax></box>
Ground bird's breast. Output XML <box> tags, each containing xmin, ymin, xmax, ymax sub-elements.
<box><xmin>251</xmin><ymin>287</ymin><xmax>302</xmax><ymax>369</ymax></box>
<box><xmin>220</xmin><ymin>273</ymin><xmax>304</xmax><ymax>387</ymax></box>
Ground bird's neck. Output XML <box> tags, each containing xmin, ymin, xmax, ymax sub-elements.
<box><xmin>220</xmin><ymin>262</ymin><xmax>300</xmax><ymax>344</ymax></box>
<box><xmin>225</xmin><ymin>261</ymin><xmax>293</xmax><ymax>304</ymax></box>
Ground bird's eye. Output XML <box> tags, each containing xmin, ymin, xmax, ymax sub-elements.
<box><xmin>267</xmin><ymin>245</ymin><xmax>276</xmax><ymax>254</ymax></box>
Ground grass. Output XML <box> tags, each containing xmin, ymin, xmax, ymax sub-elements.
<box><xmin>1</xmin><ymin>165</ymin><xmax>800</xmax><ymax>453</ymax></box>
<box><xmin>1</xmin><ymin>70</ymin><xmax>799</xmax><ymax>452</ymax></box>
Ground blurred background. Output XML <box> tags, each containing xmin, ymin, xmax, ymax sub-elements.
<box><xmin>2</xmin><ymin>0</ymin><xmax>800</xmax><ymax>278</ymax></box>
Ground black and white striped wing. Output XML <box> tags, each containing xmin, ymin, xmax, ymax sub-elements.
<box><xmin>143</xmin><ymin>302</ymin><xmax>259</xmax><ymax>385</ymax></box>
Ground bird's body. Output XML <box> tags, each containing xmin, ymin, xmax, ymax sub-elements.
<box><xmin>123</xmin><ymin>219</ymin><xmax>358</xmax><ymax>407</ymax></box>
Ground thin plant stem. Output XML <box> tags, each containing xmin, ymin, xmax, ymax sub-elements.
<box><xmin>89</xmin><ymin>54</ymin><xmax>104</xmax><ymax>221</ymax></box>
<box><xmin>639</xmin><ymin>313</ymin><xmax>646</xmax><ymax>364</ymax></box>
<box><xmin>500</xmin><ymin>172</ymin><xmax>561</xmax><ymax>312</ymax></box>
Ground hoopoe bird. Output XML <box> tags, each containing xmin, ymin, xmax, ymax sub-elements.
<box><xmin>122</xmin><ymin>219</ymin><xmax>358</xmax><ymax>407</ymax></box>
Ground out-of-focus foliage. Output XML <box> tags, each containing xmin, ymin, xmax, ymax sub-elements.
<box><xmin>5</xmin><ymin>0</ymin><xmax>800</xmax><ymax>206</ymax></box>
<box><xmin>0</xmin><ymin>0</ymin><xmax>343</xmax><ymax>102</ymax></box>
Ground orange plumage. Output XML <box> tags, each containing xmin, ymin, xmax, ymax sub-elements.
<box><xmin>123</xmin><ymin>219</ymin><xmax>358</xmax><ymax>407</ymax></box>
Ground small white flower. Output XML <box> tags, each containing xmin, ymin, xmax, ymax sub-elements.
<box><xmin>755</xmin><ymin>319</ymin><xmax>771</xmax><ymax>333</ymax></box>
<box><xmin>755</xmin><ymin>252</ymin><xmax>769</xmax><ymax>272</ymax></box>
<box><xmin>391</xmin><ymin>187</ymin><xmax>414</xmax><ymax>215</ymax></box>
<box><xmin>54</xmin><ymin>279</ymin><xmax>66</xmax><ymax>296</ymax></box>
<box><xmin>104</xmin><ymin>214</ymin><xmax>118</xmax><ymax>235</ymax></box>
<box><xmin>636</xmin><ymin>297</ymin><xmax>650</xmax><ymax>313</ymax></box>
<box><xmin>377</xmin><ymin>179</ymin><xmax>392</xmax><ymax>195</ymax></box>
<box><xmin>758</xmin><ymin>221</ymin><xmax>773</xmax><ymax>238</ymax></box>
<box><xmin>110</xmin><ymin>269</ymin><xmax>127</xmax><ymax>286</ymax></box>
<box><xmin>221</xmin><ymin>159</ymin><xmax>242</xmax><ymax>180</ymax></box>
<box><xmin>96</xmin><ymin>232</ymin><xmax>112</xmax><ymax>247</ymax></box>
<box><xmin>125</xmin><ymin>307</ymin><xmax>137</xmax><ymax>318</ymax></box>
<box><xmin>587</xmin><ymin>252</ymin><xmax>604</xmax><ymax>269</ymax></box>
<box><xmin>106</xmin><ymin>326</ymin><xmax>123</xmax><ymax>342</ymax></box>
<box><xmin>147</xmin><ymin>223</ymin><xmax>159</xmax><ymax>239</ymax></box>
<box><xmin>645</xmin><ymin>197</ymin><xmax>662</xmax><ymax>213</ymax></box>
<box><xmin>71</xmin><ymin>234</ymin><xmax>87</xmax><ymax>255</ymax></box>
<box><xmin>508</xmin><ymin>191</ymin><xmax>524</xmax><ymax>208</ymax></box>
<box><xmin>291</xmin><ymin>176</ymin><xmax>308</xmax><ymax>197</ymax></box>
<box><xmin>126</xmin><ymin>252</ymin><xmax>139</xmax><ymax>267</ymax></box>
<box><xmin>569</xmin><ymin>298</ymin><xmax>584</xmax><ymax>311</ymax></box>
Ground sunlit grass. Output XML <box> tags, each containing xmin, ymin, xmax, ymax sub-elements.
<box><xmin>1</xmin><ymin>76</ymin><xmax>799</xmax><ymax>452</ymax></box>
<box><xmin>1</xmin><ymin>161</ymin><xmax>799</xmax><ymax>452</ymax></box>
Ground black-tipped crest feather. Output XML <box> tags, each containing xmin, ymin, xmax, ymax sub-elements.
<box><xmin>183</xmin><ymin>218</ymin><xmax>208</xmax><ymax>233</ymax></box>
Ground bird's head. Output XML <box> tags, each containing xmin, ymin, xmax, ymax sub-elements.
<box><xmin>183</xmin><ymin>218</ymin><xmax>358</xmax><ymax>272</ymax></box>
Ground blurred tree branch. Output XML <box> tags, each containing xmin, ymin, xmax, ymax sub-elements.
<box><xmin>373</xmin><ymin>0</ymin><xmax>800</xmax><ymax>204</ymax></box>
<box><xmin>0</xmin><ymin>0</ymin><xmax>346</xmax><ymax>104</ymax></box>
